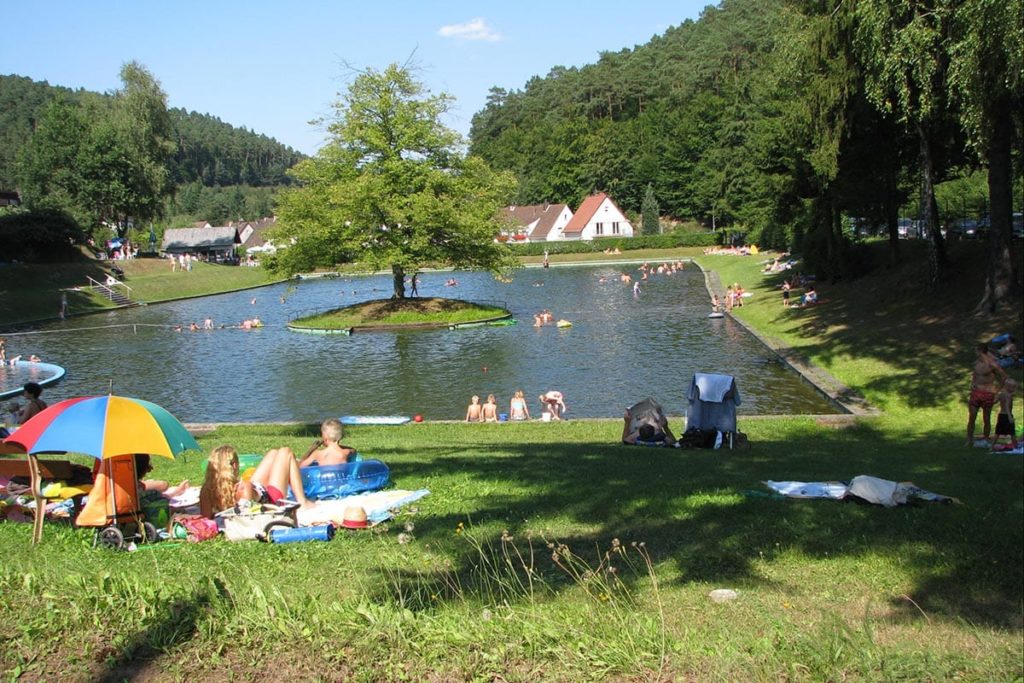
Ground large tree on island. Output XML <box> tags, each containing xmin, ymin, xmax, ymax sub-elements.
<box><xmin>273</xmin><ymin>63</ymin><xmax>518</xmax><ymax>299</ymax></box>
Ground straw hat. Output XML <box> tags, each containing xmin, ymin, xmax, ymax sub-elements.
<box><xmin>341</xmin><ymin>506</ymin><xmax>368</xmax><ymax>529</ymax></box>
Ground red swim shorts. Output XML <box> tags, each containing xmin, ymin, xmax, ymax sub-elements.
<box><xmin>968</xmin><ymin>389</ymin><xmax>996</xmax><ymax>409</ymax></box>
<box><xmin>253</xmin><ymin>482</ymin><xmax>285</xmax><ymax>504</ymax></box>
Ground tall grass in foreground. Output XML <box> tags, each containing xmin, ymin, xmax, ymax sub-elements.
<box><xmin>0</xmin><ymin>522</ymin><xmax>669</xmax><ymax>682</ymax></box>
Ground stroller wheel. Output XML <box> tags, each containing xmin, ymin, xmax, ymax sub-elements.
<box><xmin>141</xmin><ymin>522</ymin><xmax>159</xmax><ymax>544</ymax></box>
<box><xmin>99</xmin><ymin>526</ymin><xmax>125</xmax><ymax>550</ymax></box>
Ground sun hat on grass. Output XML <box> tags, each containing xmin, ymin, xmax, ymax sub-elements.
<box><xmin>341</xmin><ymin>506</ymin><xmax>368</xmax><ymax>529</ymax></box>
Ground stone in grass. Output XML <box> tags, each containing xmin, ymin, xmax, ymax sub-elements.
<box><xmin>708</xmin><ymin>589</ymin><xmax>738</xmax><ymax>603</ymax></box>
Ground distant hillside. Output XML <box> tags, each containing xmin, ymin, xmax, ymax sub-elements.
<box><xmin>0</xmin><ymin>74</ymin><xmax>305</xmax><ymax>190</ymax></box>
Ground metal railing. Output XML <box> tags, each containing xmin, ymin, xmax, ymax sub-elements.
<box><xmin>85</xmin><ymin>276</ymin><xmax>133</xmax><ymax>302</ymax></box>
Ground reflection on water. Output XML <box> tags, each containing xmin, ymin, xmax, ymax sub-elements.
<box><xmin>1</xmin><ymin>264</ymin><xmax>839</xmax><ymax>421</ymax></box>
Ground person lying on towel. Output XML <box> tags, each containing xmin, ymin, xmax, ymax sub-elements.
<box><xmin>622</xmin><ymin>409</ymin><xmax>677</xmax><ymax>446</ymax></box>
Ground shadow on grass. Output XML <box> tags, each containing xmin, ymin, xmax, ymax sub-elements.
<box><xmin>91</xmin><ymin>579</ymin><xmax>227</xmax><ymax>683</ymax></box>
<box><xmin>368</xmin><ymin>423</ymin><xmax>1022</xmax><ymax>631</ymax></box>
<box><xmin>757</xmin><ymin>241</ymin><xmax>1023</xmax><ymax>410</ymax></box>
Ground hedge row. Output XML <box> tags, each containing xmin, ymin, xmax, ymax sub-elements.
<box><xmin>506</xmin><ymin>232</ymin><xmax>719</xmax><ymax>256</ymax></box>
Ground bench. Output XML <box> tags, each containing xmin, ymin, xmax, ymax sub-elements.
<box><xmin>0</xmin><ymin>457</ymin><xmax>79</xmax><ymax>480</ymax></box>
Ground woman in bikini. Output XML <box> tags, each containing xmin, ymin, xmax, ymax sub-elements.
<box><xmin>509</xmin><ymin>390</ymin><xmax>530</xmax><ymax>421</ymax></box>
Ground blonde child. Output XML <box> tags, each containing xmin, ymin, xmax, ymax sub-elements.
<box><xmin>466</xmin><ymin>395</ymin><xmax>483</xmax><ymax>422</ymax></box>
<box><xmin>482</xmin><ymin>394</ymin><xmax>498</xmax><ymax>422</ymax></box>
<box><xmin>199</xmin><ymin>445</ymin><xmax>313</xmax><ymax>519</ymax></box>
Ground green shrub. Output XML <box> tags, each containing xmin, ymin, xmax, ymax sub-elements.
<box><xmin>511</xmin><ymin>232</ymin><xmax>718</xmax><ymax>256</ymax></box>
<box><xmin>0</xmin><ymin>208</ymin><xmax>84</xmax><ymax>262</ymax></box>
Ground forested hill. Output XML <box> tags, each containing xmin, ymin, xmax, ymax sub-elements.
<box><xmin>469</xmin><ymin>0</ymin><xmax>800</xmax><ymax>228</ymax></box>
<box><xmin>0</xmin><ymin>74</ymin><xmax>304</xmax><ymax>189</ymax></box>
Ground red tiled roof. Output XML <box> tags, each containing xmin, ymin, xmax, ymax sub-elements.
<box><xmin>563</xmin><ymin>192</ymin><xmax>608</xmax><ymax>235</ymax></box>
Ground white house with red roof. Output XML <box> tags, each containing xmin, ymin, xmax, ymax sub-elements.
<box><xmin>502</xmin><ymin>203</ymin><xmax>574</xmax><ymax>242</ymax></box>
<box><xmin>561</xmin><ymin>192</ymin><xmax>634</xmax><ymax>240</ymax></box>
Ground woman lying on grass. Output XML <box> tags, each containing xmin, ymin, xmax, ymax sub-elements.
<box><xmin>199</xmin><ymin>445</ymin><xmax>314</xmax><ymax>518</ymax></box>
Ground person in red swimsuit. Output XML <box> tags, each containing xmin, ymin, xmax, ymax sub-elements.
<box><xmin>966</xmin><ymin>343</ymin><xmax>1007</xmax><ymax>447</ymax></box>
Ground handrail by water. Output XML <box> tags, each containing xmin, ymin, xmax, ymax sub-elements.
<box><xmin>85</xmin><ymin>276</ymin><xmax>133</xmax><ymax>302</ymax></box>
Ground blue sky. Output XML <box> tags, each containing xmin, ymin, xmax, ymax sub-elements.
<box><xmin>2</xmin><ymin>2</ymin><xmax>709</xmax><ymax>155</ymax></box>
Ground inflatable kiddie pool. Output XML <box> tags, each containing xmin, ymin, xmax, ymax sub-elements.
<box><xmin>202</xmin><ymin>454</ymin><xmax>389</xmax><ymax>499</ymax></box>
<box><xmin>299</xmin><ymin>459</ymin><xmax>390</xmax><ymax>500</ymax></box>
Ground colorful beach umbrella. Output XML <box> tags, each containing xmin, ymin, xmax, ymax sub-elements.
<box><xmin>3</xmin><ymin>395</ymin><xmax>200</xmax><ymax>459</ymax></box>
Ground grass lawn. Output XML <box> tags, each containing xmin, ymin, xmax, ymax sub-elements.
<box><xmin>0</xmin><ymin>241</ymin><xmax>1022</xmax><ymax>681</ymax></box>
<box><xmin>0</xmin><ymin>256</ymin><xmax>281</xmax><ymax>328</ymax></box>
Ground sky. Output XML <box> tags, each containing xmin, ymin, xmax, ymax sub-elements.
<box><xmin>1</xmin><ymin>1</ymin><xmax>709</xmax><ymax>156</ymax></box>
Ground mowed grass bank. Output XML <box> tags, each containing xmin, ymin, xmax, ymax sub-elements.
<box><xmin>0</xmin><ymin>256</ymin><xmax>281</xmax><ymax>328</ymax></box>
<box><xmin>1</xmin><ymin>416</ymin><xmax>1021</xmax><ymax>681</ymax></box>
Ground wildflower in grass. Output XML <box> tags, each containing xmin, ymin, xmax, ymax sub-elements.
<box><xmin>501</xmin><ymin>529</ymin><xmax>513</xmax><ymax>542</ymax></box>
<box><xmin>456</xmin><ymin>521</ymin><xmax>465</xmax><ymax>535</ymax></box>
<box><xmin>481</xmin><ymin>608</ymin><xmax>493</xmax><ymax>621</ymax></box>
<box><xmin>397</xmin><ymin>533</ymin><xmax>411</xmax><ymax>545</ymax></box>
<box><xmin>403</xmin><ymin>521</ymin><xmax>415</xmax><ymax>533</ymax></box>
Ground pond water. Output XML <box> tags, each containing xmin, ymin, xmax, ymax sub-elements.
<box><xmin>2</xmin><ymin>263</ymin><xmax>839</xmax><ymax>422</ymax></box>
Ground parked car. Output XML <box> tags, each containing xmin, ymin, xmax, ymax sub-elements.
<box><xmin>896</xmin><ymin>217</ymin><xmax>923</xmax><ymax>239</ymax></box>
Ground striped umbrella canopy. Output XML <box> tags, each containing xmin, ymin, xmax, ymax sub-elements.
<box><xmin>3</xmin><ymin>395</ymin><xmax>200</xmax><ymax>459</ymax></box>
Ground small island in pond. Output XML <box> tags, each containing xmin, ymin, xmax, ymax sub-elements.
<box><xmin>288</xmin><ymin>297</ymin><xmax>511</xmax><ymax>334</ymax></box>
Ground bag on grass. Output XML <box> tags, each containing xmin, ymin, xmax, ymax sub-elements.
<box><xmin>217</xmin><ymin>504</ymin><xmax>297</xmax><ymax>542</ymax></box>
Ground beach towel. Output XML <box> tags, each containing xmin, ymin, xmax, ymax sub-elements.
<box><xmin>296</xmin><ymin>489</ymin><xmax>429</xmax><ymax>527</ymax></box>
<box><xmin>763</xmin><ymin>476</ymin><xmax>958</xmax><ymax>506</ymax></box>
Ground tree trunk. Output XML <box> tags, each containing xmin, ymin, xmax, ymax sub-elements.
<box><xmin>917</xmin><ymin>122</ymin><xmax>947</xmax><ymax>288</ymax></box>
<box><xmin>885</xmin><ymin>192</ymin><xmax>900</xmax><ymax>268</ymax></box>
<box><xmin>977</xmin><ymin>94</ymin><xmax>1019</xmax><ymax>314</ymax></box>
<box><xmin>391</xmin><ymin>264</ymin><xmax>406</xmax><ymax>300</ymax></box>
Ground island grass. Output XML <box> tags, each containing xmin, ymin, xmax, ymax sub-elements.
<box><xmin>0</xmin><ymin>242</ymin><xmax>1022</xmax><ymax>681</ymax></box>
<box><xmin>290</xmin><ymin>297</ymin><xmax>509</xmax><ymax>329</ymax></box>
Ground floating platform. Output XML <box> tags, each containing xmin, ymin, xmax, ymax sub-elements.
<box><xmin>0</xmin><ymin>360</ymin><xmax>66</xmax><ymax>401</ymax></box>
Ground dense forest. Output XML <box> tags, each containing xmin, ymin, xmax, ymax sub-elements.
<box><xmin>0</xmin><ymin>74</ymin><xmax>304</xmax><ymax>191</ymax></box>
<box><xmin>469</xmin><ymin>0</ymin><xmax>1022</xmax><ymax>307</ymax></box>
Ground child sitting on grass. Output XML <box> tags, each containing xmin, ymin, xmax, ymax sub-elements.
<box><xmin>993</xmin><ymin>379</ymin><xmax>1018</xmax><ymax>451</ymax></box>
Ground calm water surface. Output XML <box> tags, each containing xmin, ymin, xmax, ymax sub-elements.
<box><xmin>3</xmin><ymin>264</ymin><xmax>839</xmax><ymax>422</ymax></box>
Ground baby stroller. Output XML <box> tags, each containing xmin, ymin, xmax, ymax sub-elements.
<box><xmin>76</xmin><ymin>454</ymin><xmax>159</xmax><ymax>549</ymax></box>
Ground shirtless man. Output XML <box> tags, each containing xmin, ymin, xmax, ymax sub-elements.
<box><xmin>966</xmin><ymin>343</ymin><xmax>1007</xmax><ymax>446</ymax></box>
<box><xmin>299</xmin><ymin>418</ymin><xmax>356</xmax><ymax>467</ymax></box>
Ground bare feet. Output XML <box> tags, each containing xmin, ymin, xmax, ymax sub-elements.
<box><xmin>166</xmin><ymin>480</ymin><xmax>190</xmax><ymax>498</ymax></box>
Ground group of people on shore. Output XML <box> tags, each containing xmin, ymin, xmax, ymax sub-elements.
<box><xmin>197</xmin><ymin>418</ymin><xmax>356</xmax><ymax>519</ymax></box>
<box><xmin>466</xmin><ymin>390</ymin><xmax>566</xmax><ymax>422</ymax></box>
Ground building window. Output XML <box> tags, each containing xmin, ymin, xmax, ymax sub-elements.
<box><xmin>612</xmin><ymin>222</ymin><xmax>620</xmax><ymax>235</ymax></box>
<box><xmin>595</xmin><ymin>222</ymin><xmax>604</xmax><ymax>235</ymax></box>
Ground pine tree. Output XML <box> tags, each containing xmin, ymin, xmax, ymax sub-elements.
<box><xmin>641</xmin><ymin>183</ymin><xmax>660</xmax><ymax>235</ymax></box>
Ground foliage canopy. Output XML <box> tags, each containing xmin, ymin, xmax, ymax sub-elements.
<box><xmin>272</xmin><ymin>64</ymin><xmax>518</xmax><ymax>297</ymax></box>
